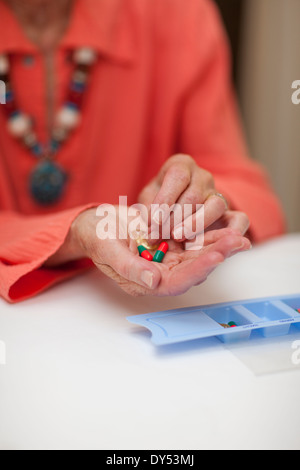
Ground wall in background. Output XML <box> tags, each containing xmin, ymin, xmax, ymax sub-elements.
<box><xmin>214</xmin><ymin>0</ymin><xmax>243</xmax><ymax>84</ymax></box>
<box><xmin>238</xmin><ymin>0</ymin><xmax>300</xmax><ymax>233</ymax></box>
<box><xmin>215</xmin><ymin>0</ymin><xmax>300</xmax><ymax>233</ymax></box>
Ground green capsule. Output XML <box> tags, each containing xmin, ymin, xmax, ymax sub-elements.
<box><xmin>138</xmin><ymin>245</ymin><xmax>147</xmax><ymax>256</ymax></box>
<box><xmin>138</xmin><ymin>245</ymin><xmax>153</xmax><ymax>261</ymax></box>
<box><xmin>153</xmin><ymin>250</ymin><xmax>165</xmax><ymax>263</ymax></box>
<box><xmin>153</xmin><ymin>242</ymin><xmax>169</xmax><ymax>263</ymax></box>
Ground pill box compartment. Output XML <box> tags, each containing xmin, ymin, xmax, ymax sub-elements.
<box><xmin>280</xmin><ymin>296</ymin><xmax>300</xmax><ymax>329</ymax></box>
<box><xmin>242</xmin><ymin>300</ymin><xmax>295</xmax><ymax>337</ymax></box>
<box><xmin>203</xmin><ymin>306</ymin><xmax>255</xmax><ymax>343</ymax></box>
<box><xmin>145</xmin><ymin>310</ymin><xmax>223</xmax><ymax>344</ymax></box>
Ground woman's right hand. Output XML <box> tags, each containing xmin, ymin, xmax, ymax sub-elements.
<box><xmin>46</xmin><ymin>207</ymin><xmax>251</xmax><ymax>297</ymax></box>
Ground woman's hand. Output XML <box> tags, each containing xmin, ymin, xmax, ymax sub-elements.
<box><xmin>47</xmin><ymin>206</ymin><xmax>251</xmax><ymax>297</ymax></box>
<box><xmin>138</xmin><ymin>154</ymin><xmax>250</xmax><ymax>242</ymax></box>
<box><xmin>45</xmin><ymin>155</ymin><xmax>251</xmax><ymax>297</ymax></box>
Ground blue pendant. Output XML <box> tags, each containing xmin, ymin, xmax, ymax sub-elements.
<box><xmin>30</xmin><ymin>161</ymin><xmax>67</xmax><ymax>205</ymax></box>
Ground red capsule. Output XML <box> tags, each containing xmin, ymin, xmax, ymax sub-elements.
<box><xmin>157</xmin><ymin>242</ymin><xmax>169</xmax><ymax>254</ymax></box>
<box><xmin>141</xmin><ymin>250</ymin><xmax>153</xmax><ymax>262</ymax></box>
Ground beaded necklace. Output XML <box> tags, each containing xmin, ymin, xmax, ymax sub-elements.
<box><xmin>0</xmin><ymin>48</ymin><xmax>97</xmax><ymax>206</ymax></box>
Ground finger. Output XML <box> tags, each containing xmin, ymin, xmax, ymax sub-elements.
<box><xmin>151</xmin><ymin>163</ymin><xmax>191</xmax><ymax>225</ymax></box>
<box><xmin>172</xmin><ymin>228</ymin><xmax>241</xmax><ymax>254</ymax></box>
<box><xmin>168</xmin><ymin>169</ymin><xmax>213</xmax><ymax>231</ymax></box>
<box><xmin>203</xmin><ymin>234</ymin><xmax>252</xmax><ymax>259</ymax></box>
<box><xmin>203</xmin><ymin>227</ymin><xmax>242</xmax><ymax>246</ymax></box>
<box><xmin>203</xmin><ymin>194</ymin><xmax>228</xmax><ymax>226</ymax></box>
<box><xmin>206</xmin><ymin>210</ymin><xmax>250</xmax><ymax>235</ymax></box>
<box><xmin>99</xmin><ymin>240</ymin><xmax>162</xmax><ymax>290</ymax></box>
<box><xmin>157</xmin><ymin>251</ymin><xmax>225</xmax><ymax>296</ymax></box>
<box><xmin>172</xmin><ymin>196</ymin><xmax>227</xmax><ymax>241</ymax></box>
<box><xmin>224</xmin><ymin>211</ymin><xmax>250</xmax><ymax>236</ymax></box>
<box><xmin>137</xmin><ymin>178</ymin><xmax>159</xmax><ymax>206</ymax></box>
<box><xmin>96</xmin><ymin>263</ymin><xmax>149</xmax><ymax>297</ymax></box>
<box><xmin>158</xmin><ymin>235</ymin><xmax>251</xmax><ymax>296</ymax></box>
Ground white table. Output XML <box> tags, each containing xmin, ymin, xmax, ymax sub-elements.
<box><xmin>0</xmin><ymin>234</ymin><xmax>300</xmax><ymax>450</ymax></box>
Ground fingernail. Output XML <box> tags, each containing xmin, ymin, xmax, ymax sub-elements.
<box><xmin>141</xmin><ymin>270</ymin><xmax>154</xmax><ymax>289</ymax></box>
<box><xmin>229</xmin><ymin>242</ymin><xmax>248</xmax><ymax>255</ymax></box>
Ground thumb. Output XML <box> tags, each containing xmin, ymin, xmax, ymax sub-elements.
<box><xmin>101</xmin><ymin>239</ymin><xmax>162</xmax><ymax>290</ymax></box>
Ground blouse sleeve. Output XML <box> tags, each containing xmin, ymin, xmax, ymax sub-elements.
<box><xmin>178</xmin><ymin>0</ymin><xmax>286</xmax><ymax>242</ymax></box>
<box><xmin>0</xmin><ymin>204</ymin><xmax>97</xmax><ymax>303</ymax></box>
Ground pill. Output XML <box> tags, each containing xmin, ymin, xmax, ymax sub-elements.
<box><xmin>138</xmin><ymin>245</ymin><xmax>153</xmax><ymax>262</ymax></box>
<box><xmin>297</xmin><ymin>309</ymin><xmax>300</xmax><ymax>314</ymax></box>
<box><xmin>153</xmin><ymin>242</ymin><xmax>169</xmax><ymax>263</ymax></box>
<box><xmin>220</xmin><ymin>323</ymin><xmax>230</xmax><ymax>329</ymax></box>
<box><xmin>158</xmin><ymin>242</ymin><xmax>169</xmax><ymax>253</ymax></box>
<box><xmin>228</xmin><ymin>321</ymin><xmax>237</xmax><ymax>327</ymax></box>
<box><xmin>137</xmin><ymin>239</ymin><xmax>160</xmax><ymax>251</ymax></box>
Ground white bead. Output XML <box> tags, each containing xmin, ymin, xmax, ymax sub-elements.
<box><xmin>56</xmin><ymin>106</ymin><xmax>80</xmax><ymax>130</ymax></box>
<box><xmin>73</xmin><ymin>48</ymin><xmax>97</xmax><ymax>66</ymax></box>
<box><xmin>8</xmin><ymin>113</ymin><xmax>32</xmax><ymax>138</ymax></box>
<box><xmin>0</xmin><ymin>55</ymin><xmax>9</xmax><ymax>75</ymax></box>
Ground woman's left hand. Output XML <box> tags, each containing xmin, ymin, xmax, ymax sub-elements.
<box><xmin>138</xmin><ymin>154</ymin><xmax>250</xmax><ymax>243</ymax></box>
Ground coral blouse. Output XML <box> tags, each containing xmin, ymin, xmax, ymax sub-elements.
<box><xmin>0</xmin><ymin>0</ymin><xmax>285</xmax><ymax>302</ymax></box>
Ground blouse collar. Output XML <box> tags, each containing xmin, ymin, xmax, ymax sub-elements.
<box><xmin>0</xmin><ymin>0</ymin><xmax>137</xmax><ymax>64</ymax></box>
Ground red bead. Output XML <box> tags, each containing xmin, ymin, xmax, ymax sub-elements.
<box><xmin>141</xmin><ymin>250</ymin><xmax>153</xmax><ymax>262</ymax></box>
<box><xmin>66</xmin><ymin>89</ymin><xmax>84</xmax><ymax>107</ymax></box>
<box><xmin>3</xmin><ymin>100</ymin><xmax>17</xmax><ymax>117</ymax></box>
<box><xmin>158</xmin><ymin>242</ymin><xmax>169</xmax><ymax>254</ymax></box>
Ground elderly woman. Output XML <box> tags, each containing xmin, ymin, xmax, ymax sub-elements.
<box><xmin>0</xmin><ymin>0</ymin><xmax>285</xmax><ymax>303</ymax></box>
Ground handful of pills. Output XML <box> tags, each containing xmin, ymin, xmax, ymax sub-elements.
<box><xmin>137</xmin><ymin>241</ymin><xmax>169</xmax><ymax>264</ymax></box>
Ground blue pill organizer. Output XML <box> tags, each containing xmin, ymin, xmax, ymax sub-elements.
<box><xmin>127</xmin><ymin>294</ymin><xmax>300</xmax><ymax>346</ymax></box>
